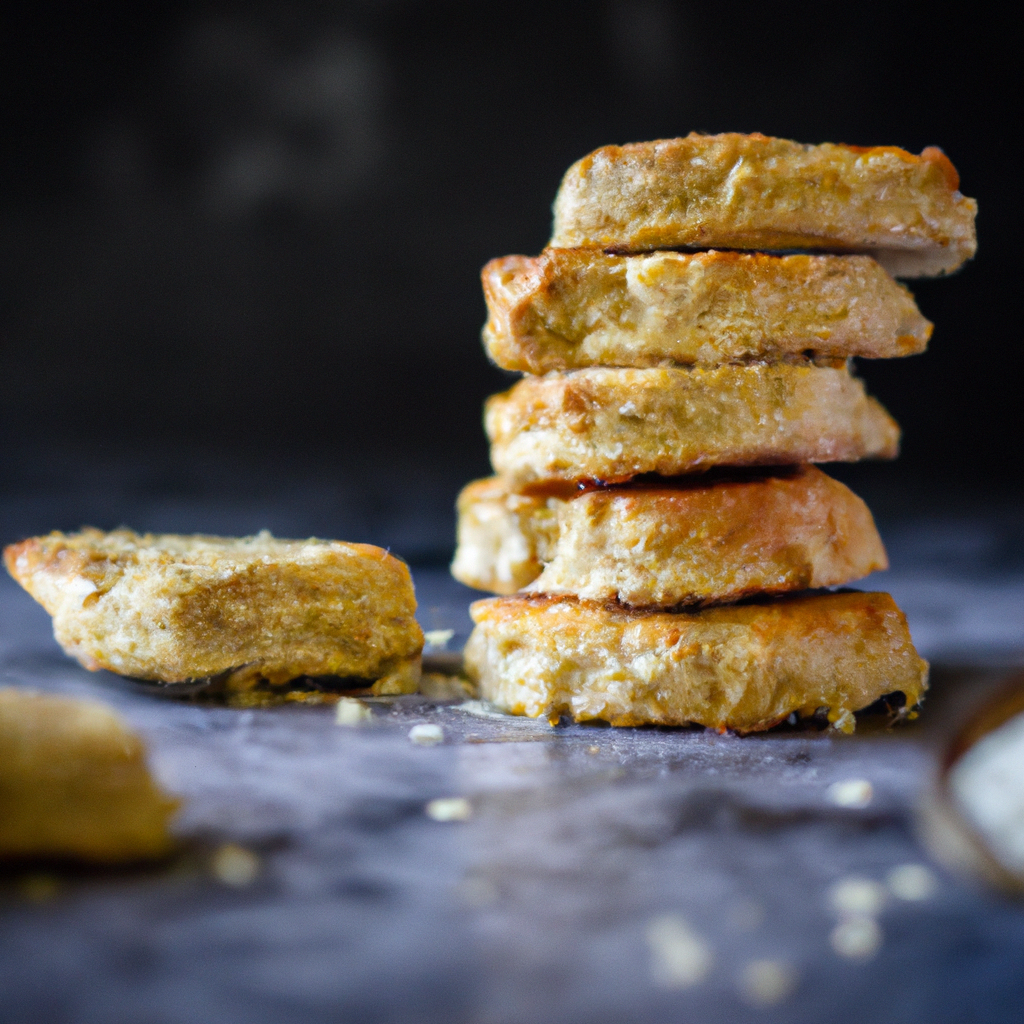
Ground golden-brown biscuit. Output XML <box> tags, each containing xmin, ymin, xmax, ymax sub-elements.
<box><xmin>551</xmin><ymin>134</ymin><xmax>977</xmax><ymax>277</ymax></box>
<box><xmin>0</xmin><ymin>688</ymin><xmax>178</xmax><ymax>862</ymax></box>
<box><xmin>482</xmin><ymin>250</ymin><xmax>931</xmax><ymax>372</ymax></box>
<box><xmin>453</xmin><ymin>467</ymin><xmax>886</xmax><ymax>605</ymax></box>
<box><xmin>464</xmin><ymin>592</ymin><xmax>927</xmax><ymax>733</ymax></box>
<box><xmin>4</xmin><ymin>529</ymin><xmax>423</xmax><ymax>694</ymax></box>
<box><xmin>485</xmin><ymin>364</ymin><xmax>899</xmax><ymax>487</ymax></box>
<box><xmin>450</xmin><ymin>476</ymin><xmax>564</xmax><ymax>594</ymax></box>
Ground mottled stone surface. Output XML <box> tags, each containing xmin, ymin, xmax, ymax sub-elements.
<box><xmin>3</xmin><ymin>513</ymin><xmax>1024</xmax><ymax>1022</ymax></box>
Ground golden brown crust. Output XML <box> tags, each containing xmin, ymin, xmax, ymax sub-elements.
<box><xmin>482</xmin><ymin>250</ymin><xmax>931</xmax><ymax>372</ymax></box>
<box><xmin>0</xmin><ymin>688</ymin><xmax>178</xmax><ymax>862</ymax></box>
<box><xmin>464</xmin><ymin>592</ymin><xmax>928</xmax><ymax>732</ymax></box>
<box><xmin>551</xmin><ymin>134</ymin><xmax>977</xmax><ymax>277</ymax></box>
<box><xmin>485</xmin><ymin>365</ymin><xmax>899</xmax><ymax>487</ymax></box>
<box><xmin>451</xmin><ymin>468</ymin><xmax>887</xmax><ymax>603</ymax></box>
<box><xmin>534</xmin><ymin>466</ymin><xmax>886</xmax><ymax>605</ymax></box>
<box><xmin>4</xmin><ymin>530</ymin><xmax>424</xmax><ymax>692</ymax></box>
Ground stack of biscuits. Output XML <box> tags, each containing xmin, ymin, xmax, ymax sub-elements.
<box><xmin>453</xmin><ymin>133</ymin><xmax>977</xmax><ymax>733</ymax></box>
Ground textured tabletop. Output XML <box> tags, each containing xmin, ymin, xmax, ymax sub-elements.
<box><xmin>2</xmin><ymin>474</ymin><xmax>1024</xmax><ymax>1023</ymax></box>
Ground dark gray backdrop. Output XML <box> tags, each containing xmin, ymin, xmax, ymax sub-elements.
<box><xmin>0</xmin><ymin>2</ymin><xmax>1018</xmax><ymax>556</ymax></box>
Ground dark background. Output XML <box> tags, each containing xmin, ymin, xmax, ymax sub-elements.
<box><xmin>0</xmin><ymin>1</ymin><xmax>1018</xmax><ymax>559</ymax></box>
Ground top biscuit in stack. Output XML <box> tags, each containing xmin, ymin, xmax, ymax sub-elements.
<box><xmin>457</xmin><ymin>133</ymin><xmax>975</xmax><ymax>731</ymax></box>
<box><xmin>551</xmin><ymin>133</ymin><xmax>977</xmax><ymax>276</ymax></box>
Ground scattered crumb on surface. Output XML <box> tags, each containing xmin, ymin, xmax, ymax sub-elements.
<box><xmin>886</xmin><ymin>863</ymin><xmax>937</xmax><ymax>901</ymax></box>
<box><xmin>830</xmin><ymin>915</ymin><xmax>883</xmax><ymax>960</ymax></box>
<box><xmin>409</xmin><ymin>723</ymin><xmax>444</xmax><ymax>746</ymax></box>
<box><xmin>828</xmin><ymin>709</ymin><xmax>857</xmax><ymax>734</ymax></box>
<box><xmin>827</xmin><ymin>778</ymin><xmax>873</xmax><ymax>808</ymax></box>
<box><xmin>211</xmin><ymin>844</ymin><xmax>260</xmax><ymax>887</ymax></box>
<box><xmin>423</xmin><ymin>629</ymin><xmax>455</xmax><ymax>649</ymax></box>
<box><xmin>737</xmin><ymin>959</ymin><xmax>799</xmax><ymax>1006</ymax></box>
<box><xmin>645</xmin><ymin>913</ymin><xmax>713</xmax><ymax>989</ymax></box>
<box><xmin>454</xmin><ymin>700</ymin><xmax>513</xmax><ymax>721</ymax></box>
<box><xmin>828</xmin><ymin>876</ymin><xmax>887</xmax><ymax>917</ymax></box>
<box><xmin>335</xmin><ymin>698</ymin><xmax>373</xmax><ymax>727</ymax></box>
<box><xmin>425</xmin><ymin>797</ymin><xmax>472</xmax><ymax>822</ymax></box>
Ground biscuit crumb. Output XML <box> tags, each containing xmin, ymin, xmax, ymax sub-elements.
<box><xmin>211</xmin><ymin>843</ymin><xmax>259</xmax><ymax>887</ymax></box>
<box><xmin>828</xmin><ymin>708</ymin><xmax>857</xmax><ymax>734</ymax></box>
<box><xmin>737</xmin><ymin>959</ymin><xmax>798</xmax><ymax>1006</ymax></box>
<box><xmin>886</xmin><ymin>863</ymin><xmax>937</xmax><ymax>901</ymax></box>
<box><xmin>409</xmin><ymin>723</ymin><xmax>444</xmax><ymax>746</ymax></box>
<box><xmin>828</xmin><ymin>779</ymin><xmax>873</xmax><ymax>808</ymax></box>
<box><xmin>645</xmin><ymin>914</ymin><xmax>713</xmax><ymax>988</ymax></box>
<box><xmin>828</xmin><ymin>876</ymin><xmax>887</xmax><ymax>917</ymax></box>
<box><xmin>424</xmin><ymin>629</ymin><xmax>455</xmax><ymax>649</ymax></box>
<box><xmin>454</xmin><ymin>700</ymin><xmax>510</xmax><ymax>720</ymax></box>
<box><xmin>336</xmin><ymin>698</ymin><xmax>373</xmax><ymax>727</ymax></box>
<box><xmin>426</xmin><ymin>797</ymin><xmax>472</xmax><ymax>822</ymax></box>
<box><xmin>830</xmin><ymin>916</ymin><xmax>882</xmax><ymax>960</ymax></box>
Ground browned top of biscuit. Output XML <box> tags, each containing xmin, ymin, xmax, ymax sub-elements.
<box><xmin>551</xmin><ymin>133</ymin><xmax>977</xmax><ymax>277</ymax></box>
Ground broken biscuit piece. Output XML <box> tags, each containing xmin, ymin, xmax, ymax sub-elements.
<box><xmin>464</xmin><ymin>592</ymin><xmax>927</xmax><ymax>732</ymax></box>
<box><xmin>483</xmin><ymin>250</ymin><xmax>931</xmax><ymax>372</ymax></box>
<box><xmin>4</xmin><ymin>530</ymin><xmax>424</xmax><ymax>694</ymax></box>
<box><xmin>485</xmin><ymin>364</ymin><xmax>899</xmax><ymax>488</ymax></box>
<box><xmin>0</xmin><ymin>688</ymin><xmax>178</xmax><ymax>862</ymax></box>
<box><xmin>453</xmin><ymin>467</ymin><xmax>887</xmax><ymax>606</ymax></box>
<box><xmin>551</xmin><ymin>133</ymin><xmax>977</xmax><ymax>278</ymax></box>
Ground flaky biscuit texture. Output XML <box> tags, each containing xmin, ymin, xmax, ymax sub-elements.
<box><xmin>4</xmin><ymin>529</ymin><xmax>423</xmax><ymax>692</ymax></box>
<box><xmin>465</xmin><ymin>593</ymin><xmax>927</xmax><ymax>732</ymax></box>
<box><xmin>551</xmin><ymin>133</ymin><xmax>977</xmax><ymax>277</ymax></box>
<box><xmin>450</xmin><ymin>477</ymin><xmax>564</xmax><ymax>594</ymax></box>
<box><xmin>1</xmin><ymin>688</ymin><xmax>178</xmax><ymax>861</ymax></box>
<box><xmin>452</xmin><ymin>469</ymin><xmax>886</xmax><ymax>603</ymax></box>
<box><xmin>486</xmin><ymin>364</ymin><xmax>899</xmax><ymax>487</ymax></box>
<box><xmin>483</xmin><ymin>250</ymin><xmax>931</xmax><ymax>372</ymax></box>
<box><xmin>531</xmin><ymin>466</ymin><xmax>886</xmax><ymax>606</ymax></box>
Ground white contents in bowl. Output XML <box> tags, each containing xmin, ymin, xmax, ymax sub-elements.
<box><xmin>949</xmin><ymin>709</ymin><xmax>1024</xmax><ymax>877</ymax></box>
